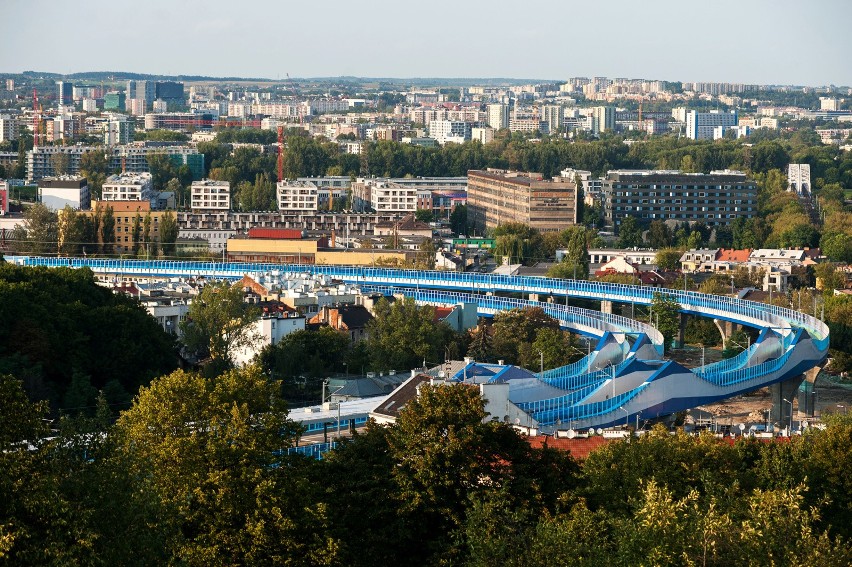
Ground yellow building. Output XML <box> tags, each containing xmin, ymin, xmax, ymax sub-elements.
<box><xmin>82</xmin><ymin>200</ymin><xmax>167</xmax><ymax>254</ymax></box>
<box><xmin>227</xmin><ymin>237</ymin><xmax>413</xmax><ymax>266</ymax></box>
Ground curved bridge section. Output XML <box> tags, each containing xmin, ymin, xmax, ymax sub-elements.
<box><xmin>8</xmin><ymin>257</ymin><xmax>829</xmax><ymax>430</ymax></box>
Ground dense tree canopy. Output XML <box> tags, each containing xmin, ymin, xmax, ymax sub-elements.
<box><xmin>0</xmin><ymin>263</ymin><xmax>177</xmax><ymax>413</ymax></box>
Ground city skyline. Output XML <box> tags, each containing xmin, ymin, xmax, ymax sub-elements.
<box><xmin>2</xmin><ymin>0</ymin><xmax>851</xmax><ymax>87</ymax></box>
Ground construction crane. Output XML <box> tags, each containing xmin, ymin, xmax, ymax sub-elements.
<box><xmin>277</xmin><ymin>125</ymin><xmax>284</xmax><ymax>183</ymax></box>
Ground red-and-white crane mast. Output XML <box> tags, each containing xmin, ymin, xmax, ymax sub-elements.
<box><xmin>277</xmin><ymin>125</ymin><xmax>284</xmax><ymax>183</ymax></box>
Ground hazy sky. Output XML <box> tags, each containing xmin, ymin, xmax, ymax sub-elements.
<box><xmin>2</xmin><ymin>0</ymin><xmax>851</xmax><ymax>86</ymax></box>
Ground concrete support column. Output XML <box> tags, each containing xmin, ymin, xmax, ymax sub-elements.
<box><xmin>601</xmin><ymin>300</ymin><xmax>613</xmax><ymax>314</ymax></box>
<box><xmin>677</xmin><ymin>313</ymin><xmax>687</xmax><ymax>348</ymax></box>
<box><xmin>713</xmin><ymin>318</ymin><xmax>731</xmax><ymax>347</ymax></box>
<box><xmin>770</xmin><ymin>375</ymin><xmax>805</xmax><ymax>434</ymax></box>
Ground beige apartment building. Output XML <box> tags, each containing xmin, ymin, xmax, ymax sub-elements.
<box><xmin>467</xmin><ymin>169</ymin><xmax>578</xmax><ymax>233</ymax></box>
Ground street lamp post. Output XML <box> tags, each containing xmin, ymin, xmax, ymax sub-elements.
<box><xmin>539</xmin><ymin>351</ymin><xmax>544</xmax><ymax>380</ymax></box>
<box><xmin>619</xmin><ymin>406</ymin><xmax>629</xmax><ymax>428</ymax></box>
<box><xmin>783</xmin><ymin>398</ymin><xmax>794</xmax><ymax>435</ymax></box>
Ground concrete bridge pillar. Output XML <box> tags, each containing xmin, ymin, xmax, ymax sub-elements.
<box><xmin>713</xmin><ymin>318</ymin><xmax>735</xmax><ymax>347</ymax></box>
<box><xmin>601</xmin><ymin>300</ymin><xmax>613</xmax><ymax>314</ymax></box>
<box><xmin>677</xmin><ymin>313</ymin><xmax>687</xmax><ymax>348</ymax></box>
<box><xmin>770</xmin><ymin>375</ymin><xmax>805</xmax><ymax>433</ymax></box>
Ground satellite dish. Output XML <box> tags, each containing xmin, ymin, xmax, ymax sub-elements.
<box><xmin>567</xmin><ymin>429</ymin><xmax>576</xmax><ymax>439</ymax></box>
<box><xmin>596</xmin><ymin>428</ymin><xmax>603</xmax><ymax>435</ymax></box>
<box><xmin>738</xmin><ymin>423</ymin><xmax>746</xmax><ymax>431</ymax></box>
<box><xmin>438</xmin><ymin>371</ymin><xmax>445</xmax><ymax>378</ymax></box>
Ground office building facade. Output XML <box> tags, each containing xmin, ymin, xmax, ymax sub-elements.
<box><xmin>602</xmin><ymin>170</ymin><xmax>757</xmax><ymax>228</ymax></box>
<box><xmin>467</xmin><ymin>169</ymin><xmax>578</xmax><ymax>233</ymax></box>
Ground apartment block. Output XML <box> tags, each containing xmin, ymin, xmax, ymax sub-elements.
<box><xmin>486</xmin><ymin>103</ymin><xmax>509</xmax><ymax>129</ymax></box>
<box><xmin>467</xmin><ymin>169</ymin><xmax>578</xmax><ymax>233</ymax></box>
<box><xmin>191</xmin><ymin>180</ymin><xmax>231</xmax><ymax>211</ymax></box>
<box><xmin>102</xmin><ymin>172</ymin><xmax>154</xmax><ymax>202</ymax></box>
<box><xmin>0</xmin><ymin>114</ymin><xmax>18</xmax><ymax>142</ymax></box>
<box><xmin>602</xmin><ymin>170</ymin><xmax>757</xmax><ymax>228</ymax></box>
<box><xmin>686</xmin><ymin>110</ymin><xmax>738</xmax><ymax>140</ymax></box>
<box><xmin>429</xmin><ymin>120</ymin><xmax>473</xmax><ymax>145</ymax></box>
<box><xmin>277</xmin><ymin>180</ymin><xmax>318</xmax><ymax>211</ymax></box>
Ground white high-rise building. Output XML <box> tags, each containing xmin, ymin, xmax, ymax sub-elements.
<box><xmin>429</xmin><ymin>120</ymin><xmax>473</xmax><ymax>145</ymax></box>
<box><xmin>191</xmin><ymin>179</ymin><xmax>231</xmax><ymax>211</ymax></box>
<box><xmin>591</xmin><ymin>106</ymin><xmax>615</xmax><ymax>135</ymax></box>
<box><xmin>819</xmin><ymin>97</ymin><xmax>838</xmax><ymax>111</ymax></box>
<box><xmin>686</xmin><ymin>110</ymin><xmax>737</xmax><ymax>140</ymax></box>
<box><xmin>540</xmin><ymin>105</ymin><xmax>563</xmax><ymax>133</ymax></box>
<box><xmin>486</xmin><ymin>103</ymin><xmax>510</xmax><ymax>129</ymax></box>
<box><xmin>787</xmin><ymin>164</ymin><xmax>811</xmax><ymax>195</ymax></box>
<box><xmin>277</xmin><ymin>180</ymin><xmax>318</xmax><ymax>211</ymax></box>
<box><xmin>103</xmin><ymin>116</ymin><xmax>134</xmax><ymax>146</ymax></box>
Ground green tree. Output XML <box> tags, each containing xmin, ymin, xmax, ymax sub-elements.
<box><xmin>100</xmin><ymin>205</ymin><xmax>115</xmax><ymax>256</ymax></box>
<box><xmin>49</xmin><ymin>152</ymin><xmax>70</xmax><ymax>176</ymax></box>
<box><xmin>491</xmin><ymin>307</ymin><xmax>561</xmax><ymax>366</ymax></box>
<box><xmin>109</xmin><ymin>366</ymin><xmax>335</xmax><ymax>565</ymax></box>
<box><xmin>179</xmin><ymin>282</ymin><xmax>261</xmax><ymax>371</ymax></box>
<box><xmin>655</xmin><ymin>247</ymin><xmax>684</xmax><ymax>271</ymax></box>
<box><xmin>549</xmin><ymin>226</ymin><xmax>589</xmax><ymax>279</ymax></box>
<box><xmin>493</xmin><ymin>222</ymin><xmax>544</xmax><ymax>265</ymax></box>
<box><xmin>57</xmin><ymin>205</ymin><xmax>84</xmax><ymax>256</ymax></box>
<box><xmin>820</xmin><ymin>232</ymin><xmax>852</xmax><ymax>263</ymax></box>
<box><xmin>415</xmin><ymin>208</ymin><xmax>434</xmax><ymax>224</ymax></box>
<box><xmin>130</xmin><ymin>213</ymin><xmax>142</xmax><ymax>256</ymax></box>
<box><xmin>141</xmin><ymin>212</ymin><xmax>154</xmax><ymax>258</ymax></box>
<box><xmin>366</xmin><ymin>297</ymin><xmax>452</xmax><ymax>371</ymax></box>
<box><xmin>159</xmin><ymin>210</ymin><xmax>178</xmax><ymax>257</ymax></box>
<box><xmin>647</xmin><ymin>220</ymin><xmax>672</xmax><ymax>248</ymax></box>
<box><xmin>651</xmin><ymin>292</ymin><xmax>681</xmax><ymax>352</ymax></box>
<box><xmin>80</xmin><ymin>150</ymin><xmax>110</xmax><ymax>199</ymax></box>
<box><xmin>146</xmin><ymin>152</ymin><xmax>177</xmax><ymax>192</ymax></box>
<box><xmin>17</xmin><ymin>202</ymin><xmax>58</xmax><ymax>255</ymax></box>
<box><xmin>467</xmin><ymin>319</ymin><xmax>493</xmax><ymax>363</ymax></box>
<box><xmin>450</xmin><ymin>204</ymin><xmax>467</xmax><ymax>235</ymax></box>
<box><xmin>617</xmin><ymin>216</ymin><xmax>643</xmax><ymax>248</ymax></box>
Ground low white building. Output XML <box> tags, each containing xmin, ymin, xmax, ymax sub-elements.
<box><xmin>233</xmin><ymin>313</ymin><xmax>306</xmax><ymax>366</ymax></box>
<box><xmin>191</xmin><ymin>179</ymin><xmax>231</xmax><ymax>211</ymax></box>
<box><xmin>144</xmin><ymin>298</ymin><xmax>189</xmax><ymax>337</ymax></box>
<box><xmin>102</xmin><ymin>172</ymin><xmax>153</xmax><ymax>202</ymax></box>
<box><xmin>38</xmin><ymin>175</ymin><xmax>90</xmax><ymax>211</ymax></box>
<box><xmin>177</xmin><ymin>228</ymin><xmax>236</xmax><ymax>252</ymax></box>
<box><xmin>277</xmin><ymin>180</ymin><xmax>318</xmax><ymax>211</ymax></box>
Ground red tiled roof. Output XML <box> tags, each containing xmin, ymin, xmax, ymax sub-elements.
<box><xmin>527</xmin><ymin>436</ymin><xmax>613</xmax><ymax>459</ymax></box>
<box><xmin>717</xmin><ymin>248</ymin><xmax>751</xmax><ymax>262</ymax></box>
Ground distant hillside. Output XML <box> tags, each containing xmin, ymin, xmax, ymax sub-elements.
<box><xmin>7</xmin><ymin>71</ymin><xmax>550</xmax><ymax>86</ymax></box>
